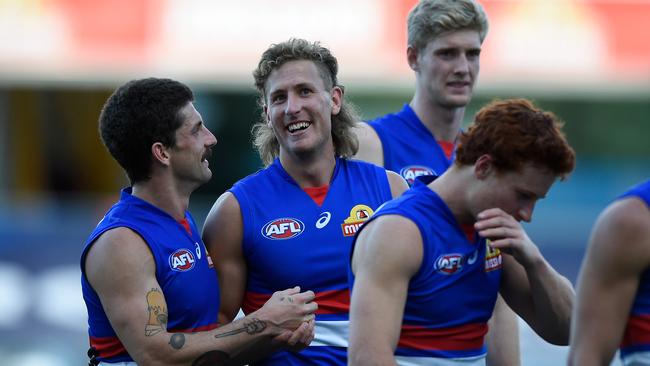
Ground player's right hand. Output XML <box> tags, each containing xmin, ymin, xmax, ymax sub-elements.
<box><xmin>271</xmin><ymin>318</ymin><xmax>316</xmax><ymax>352</ymax></box>
<box><xmin>474</xmin><ymin>207</ymin><xmax>542</xmax><ymax>268</ymax></box>
<box><xmin>256</xmin><ymin>286</ymin><xmax>317</xmax><ymax>333</ymax></box>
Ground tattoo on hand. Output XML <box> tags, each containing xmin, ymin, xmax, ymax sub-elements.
<box><xmin>192</xmin><ymin>350</ymin><xmax>231</xmax><ymax>366</ymax></box>
<box><xmin>169</xmin><ymin>333</ymin><xmax>185</xmax><ymax>350</ymax></box>
<box><xmin>145</xmin><ymin>288</ymin><xmax>168</xmax><ymax>336</ymax></box>
<box><xmin>214</xmin><ymin>318</ymin><xmax>267</xmax><ymax>338</ymax></box>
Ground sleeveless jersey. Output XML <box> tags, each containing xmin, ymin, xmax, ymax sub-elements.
<box><xmin>618</xmin><ymin>179</ymin><xmax>650</xmax><ymax>365</ymax></box>
<box><xmin>230</xmin><ymin>158</ymin><xmax>393</xmax><ymax>365</ymax></box>
<box><xmin>350</xmin><ymin>177</ymin><xmax>502</xmax><ymax>365</ymax></box>
<box><xmin>80</xmin><ymin>188</ymin><xmax>220</xmax><ymax>363</ymax></box>
<box><xmin>367</xmin><ymin>104</ymin><xmax>454</xmax><ymax>185</ymax></box>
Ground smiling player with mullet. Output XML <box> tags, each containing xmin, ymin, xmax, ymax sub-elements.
<box><xmin>202</xmin><ymin>39</ymin><xmax>408</xmax><ymax>365</ymax></box>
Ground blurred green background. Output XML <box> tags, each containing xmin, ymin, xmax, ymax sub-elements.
<box><xmin>4</xmin><ymin>87</ymin><xmax>647</xmax><ymax>197</ymax></box>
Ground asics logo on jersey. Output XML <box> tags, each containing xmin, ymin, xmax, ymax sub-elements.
<box><xmin>194</xmin><ymin>242</ymin><xmax>202</xmax><ymax>260</ymax></box>
<box><xmin>262</xmin><ymin>218</ymin><xmax>304</xmax><ymax>240</ymax></box>
<box><xmin>400</xmin><ymin>165</ymin><xmax>435</xmax><ymax>185</ymax></box>
<box><xmin>467</xmin><ymin>248</ymin><xmax>479</xmax><ymax>265</ymax></box>
<box><xmin>434</xmin><ymin>253</ymin><xmax>464</xmax><ymax>275</ymax></box>
<box><xmin>316</xmin><ymin>212</ymin><xmax>332</xmax><ymax>229</ymax></box>
<box><xmin>169</xmin><ymin>249</ymin><xmax>196</xmax><ymax>272</ymax></box>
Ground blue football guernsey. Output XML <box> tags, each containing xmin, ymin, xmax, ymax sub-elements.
<box><xmin>350</xmin><ymin>177</ymin><xmax>502</xmax><ymax>365</ymax></box>
<box><xmin>618</xmin><ymin>179</ymin><xmax>650</xmax><ymax>365</ymax></box>
<box><xmin>230</xmin><ymin>157</ymin><xmax>393</xmax><ymax>365</ymax></box>
<box><xmin>80</xmin><ymin>188</ymin><xmax>220</xmax><ymax>363</ymax></box>
<box><xmin>367</xmin><ymin>104</ymin><xmax>454</xmax><ymax>184</ymax></box>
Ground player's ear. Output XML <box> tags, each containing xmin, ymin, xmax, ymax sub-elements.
<box><xmin>407</xmin><ymin>46</ymin><xmax>419</xmax><ymax>72</ymax></box>
<box><xmin>474</xmin><ymin>154</ymin><xmax>494</xmax><ymax>179</ymax></box>
<box><xmin>263</xmin><ymin>104</ymin><xmax>271</xmax><ymax>126</ymax></box>
<box><xmin>330</xmin><ymin>86</ymin><xmax>343</xmax><ymax>115</ymax></box>
<box><xmin>152</xmin><ymin>142</ymin><xmax>171</xmax><ymax>167</ymax></box>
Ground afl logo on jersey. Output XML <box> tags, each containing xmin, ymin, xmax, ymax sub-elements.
<box><xmin>262</xmin><ymin>218</ymin><xmax>304</xmax><ymax>240</ymax></box>
<box><xmin>434</xmin><ymin>253</ymin><xmax>464</xmax><ymax>275</ymax></box>
<box><xmin>169</xmin><ymin>249</ymin><xmax>196</xmax><ymax>272</ymax></box>
<box><xmin>400</xmin><ymin>165</ymin><xmax>435</xmax><ymax>185</ymax></box>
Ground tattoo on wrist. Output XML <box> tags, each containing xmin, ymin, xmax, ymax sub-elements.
<box><xmin>214</xmin><ymin>318</ymin><xmax>267</xmax><ymax>338</ymax></box>
<box><xmin>169</xmin><ymin>333</ymin><xmax>185</xmax><ymax>350</ymax></box>
<box><xmin>192</xmin><ymin>350</ymin><xmax>231</xmax><ymax>366</ymax></box>
<box><xmin>145</xmin><ymin>288</ymin><xmax>168</xmax><ymax>336</ymax></box>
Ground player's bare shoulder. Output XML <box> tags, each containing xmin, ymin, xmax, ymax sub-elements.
<box><xmin>386</xmin><ymin>170</ymin><xmax>409</xmax><ymax>198</ymax></box>
<box><xmin>589</xmin><ymin>196</ymin><xmax>650</xmax><ymax>268</ymax></box>
<box><xmin>84</xmin><ymin>226</ymin><xmax>155</xmax><ymax>291</ymax></box>
<box><xmin>353</xmin><ymin>122</ymin><xmax>383</xmax><ymax>167</ymax></box>
<box><xmin>202</xmin><ymin>191</ymin><xmax>243</xmax><ymax>257</ymax></box>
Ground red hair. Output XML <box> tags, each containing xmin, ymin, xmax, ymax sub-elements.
<box><xmin>455</xmin><ymin>99</ymin><xmax>575</xmax><ymax>178</ymax></box>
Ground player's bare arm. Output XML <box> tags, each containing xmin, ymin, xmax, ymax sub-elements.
<box><xmin>85</xmin><ymin>227</ymin><xmax>316</xmax><ymax>366</ymax></box>
<box><xmin>202</xmin><ymin>191</ymin><xmax>316</xmax><ymax>353</ymax></box>
<box><xmin>348</xmin><ymin>215</ymin><xmax>422</xmax><ymax>366</ymax></box>
<box><xmin>475</xmin><ymin>207</ymin><xmax>573</xmax><ymax>345</ymax></box>
<box><xmin>568</xmin><ymin>198</ymin><xmax>650</xmax><ymax>365</ymax></box>
<box><xmin>386</xmin><ymin>170</ymin><xmax>409</xmax><ymax>199</ymax></box>
<box><xmin>202</xmin><ymin>192</ymin><xmax>247</xmax><ymax>323</ymax></box>
<box><xmin>486</xmin><ymin>295</ymin><xmax>521</xmax><ymax>366</ymax></box>
<box><xmin>353</xmin><ymin>122</ymin><xmax>384</xmax><ymax>167</ymax></box>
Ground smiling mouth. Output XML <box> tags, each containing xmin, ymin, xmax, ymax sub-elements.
<box><xmin>448</xmin><ymin>81</ymin><xmax>470</xmax><ymax>88</ymax></box>
<box><xmin>287</xmin><ymin>121</ymin><xmax>311</xmax><ymax>133</ymax></box>
<box><xmin>201</xmin><ymin>149</ymin><xmax>212</xmax><ymax>162</ymax></box>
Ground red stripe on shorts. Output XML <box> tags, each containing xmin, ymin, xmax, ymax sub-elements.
<box><xmin>398</xmin><ymin>322</ymin><xmax>487</xmax><ymax>351</ymax></box>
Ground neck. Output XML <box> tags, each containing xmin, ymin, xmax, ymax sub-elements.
<box><xmin>410</xmin><ymin>93</ymin><xmax>465</xmax><ymax>142</ymax></box>
<box><xmin>131</xmin><ymin>175</ymin><xmax>192</xmax><ymax>221</ymax></box>
<box><xmin>279</xmin><ymin>146</ymin><xmax>337</xmax><ymax>188</ymax></box>
<box><xmin>428</xmin><ymin>165</ymin><xmax>475</xmax><ymax>225</ymax></box>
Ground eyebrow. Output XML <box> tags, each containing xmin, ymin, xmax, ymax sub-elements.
<box><xmin>520</xmin><ymin>188</ymin><xmax>546</xmax><ymax>200</ymax></box>
<box><xmin>191</xmin><ymin>120</ymin><xmax>203</xmax><ymax>132</ymax></box>
<box><xmin>269</xmin><ymin>81</ymin><xmax>317</xmax><ymax>95</ymax></box>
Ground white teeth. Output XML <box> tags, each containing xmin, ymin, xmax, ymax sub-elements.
<box><xmin>287</xmin><ymin>121</ymin><xmax>310</xmax><ymax>133</ymax></box>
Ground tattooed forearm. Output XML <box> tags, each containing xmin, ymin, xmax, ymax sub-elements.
<box><xmin>214</xmin><ymin>318</ymin><xmax>267</xmax><ymax>339</ymax></box>
<box><xmin>169</xmin><ymin>333</ymin><xmax>185</xmax><ymax>350</ymax></box>
<box><xmin>145</xmin><ymin>288</ymin><xmax>168</xmax><ymax>336</ymax></box>
<box><xmin>192</xmin><ymin>350</ymin><xmax>231</xmax><ymax>366</ymax></box>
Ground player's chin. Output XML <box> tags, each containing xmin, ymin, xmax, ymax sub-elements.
<box><xmin>199</xmin><ymin>169</ymin><xmax>212</xmax><ymax>183</ymax></box>
<box><xmin>288</xmin><ymin>141</ymin><xmax>317</xmax><ymax>156</ymax></box>
<box><xmin>444</xmin><ymin>95</ymin><xmax>471</xmax><ymax>108</ymax></box>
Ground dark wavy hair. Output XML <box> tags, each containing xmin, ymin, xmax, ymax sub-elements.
<box><xmin>99</xmin><ymin>77</ymin><xmax>194</xmax><ymax>183</ymax></box>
